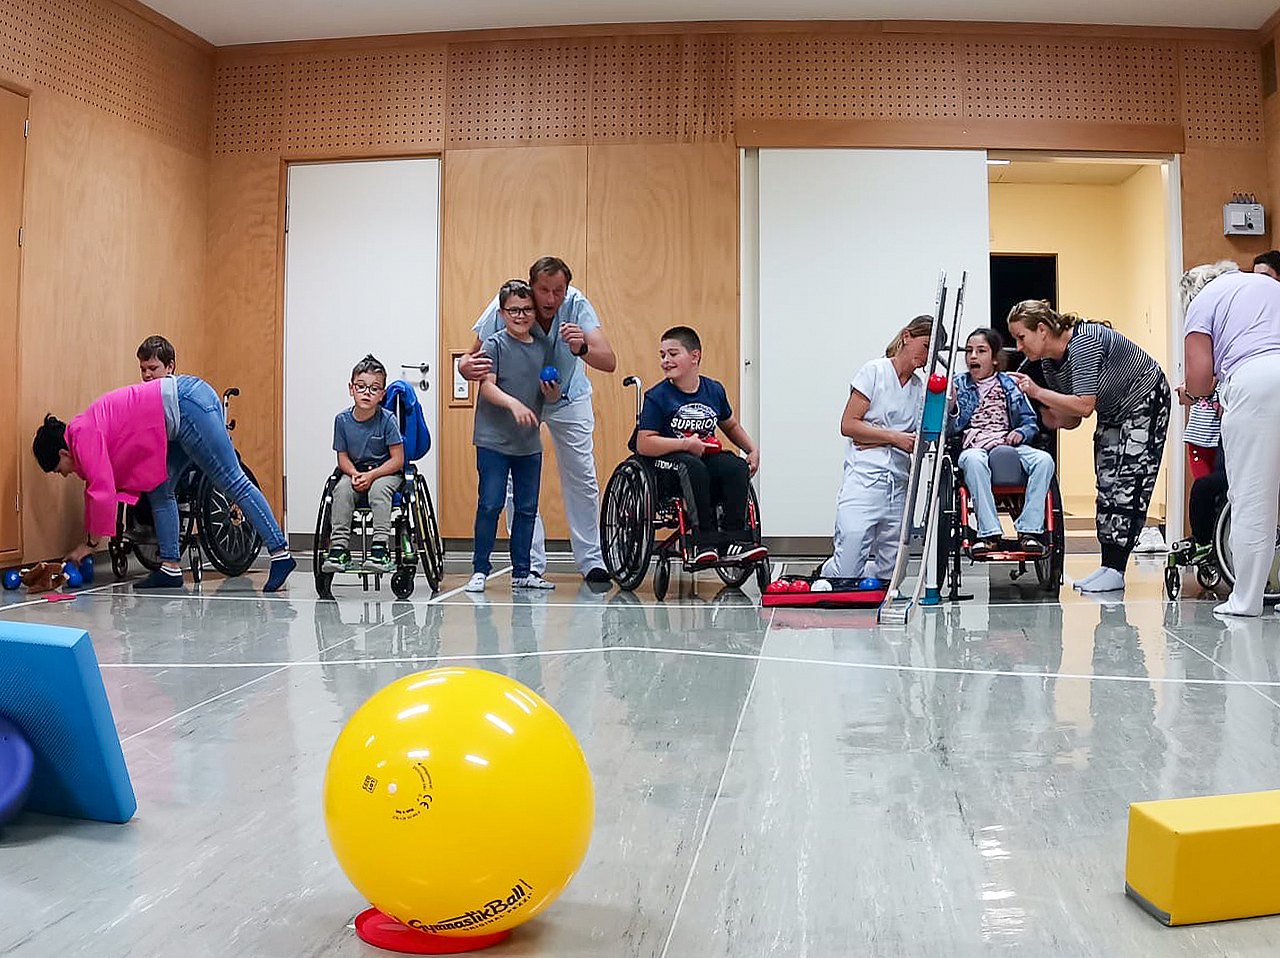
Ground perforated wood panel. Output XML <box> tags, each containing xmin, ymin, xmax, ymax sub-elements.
<box><xmin>446</xmin><ymin>39</ymin><xmax>589</xmax><ymax>148</ymax></box>
<box><xmin>963</xmin><ymin>40</ymin><xmax>1179</xmax><ymax>123</ymax></box>
<box><xmin>212</xmin><ymin>58</ymin><xmax>287</xmax><ymax>154</ymax></box>
<box><xmin>590</xmin><ymin>35</ymin><xmax>733</xmax><ymax>142</ymax></box>
<box><xmin>734</xmin><ymin>37</ymin><xmax>962</xmax><ymax>120</ymax></box>
<box><xmin>1181</xmin><ymin>42</ymin><xmax>1265</xmax><ymax>145</ymax></box>
<box><xmin>0</xmin><ymin>0</ymin><xmax>33</xmax><ymax>86</ymax></box>
<box><xmin>0</xmin><ymin>0</ymin><xmax>210</xmax><ymax>155</ymax></box>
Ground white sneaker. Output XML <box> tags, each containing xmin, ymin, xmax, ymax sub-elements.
<box><xmin>1134</xmin><ymin>527</ymin><xmax>1168</xmax><ymax>554</ymax></box>
<box><xmin>512</xmin><ymin>574</ymin><xmax>555</xmax><ymax>590</ymax></box>
<box><xmin>463</xmin><ymin>573</ymin><xmax>487</xmax><ymax>593</ymax></box>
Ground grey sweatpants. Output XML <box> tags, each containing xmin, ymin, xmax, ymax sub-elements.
<box><xmin>329</xmin><ymin>474</ymin><xmax>400</xmax><ymax>547</ymax></box>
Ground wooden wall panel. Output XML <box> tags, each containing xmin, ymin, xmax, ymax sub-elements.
<box><xmin>19</xmin><ymin>89</ymin><xmax>208</xmax><ymax>561</ymax></box>
<box><xmin>439</xmin><ymin>146</ymin><xmax>587</xmax><ymax>538</ymax></box>
<box><xmin>204</xmin><ymin>153</ymin><xmax>283</xmax><ymax>514</ymax></box>
<box><xmin>0</xmin><ymin>86</ymin><xmax>25</xmax><ymax>558</ymax></box>
<box><xmin>446</xmin><ymin>39</ymin><xmax>590</xmax><ymax>149</ymax></box>
<box><xmin>2</xmin><ymin>0</ymin><xmax>211</xmax><ymax>156</ymax></box>
<box><xmin>206</xmin><ymin>21</ymin><xmax>1275</xmax><ymax>549</ymax></box>
<box><xmin>585</xmin><ymin>143</ymin><xmax>739</xmax><ymax>474</ymax></box>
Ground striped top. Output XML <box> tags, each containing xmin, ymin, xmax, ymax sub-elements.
<box><xmin>1184</xmin><ymin>393</ymin><xmax>1222</xmax><ymax>448</ymax></box>
<box><xmin>1041</xmin><ymin>321</ymin><xmax>1165</xmax><ymax>423</ymax></box>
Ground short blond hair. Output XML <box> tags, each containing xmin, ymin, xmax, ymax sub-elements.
<box><xmin>1179</xmin><ymin>261</ymin><xmax>1239</xmax><ymax>313</ymax></box>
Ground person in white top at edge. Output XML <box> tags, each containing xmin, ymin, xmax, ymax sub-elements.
<box><xmin>459</xmin><ymin>257</ymin><xmax>617</xmax><ymax>585</ymax></box>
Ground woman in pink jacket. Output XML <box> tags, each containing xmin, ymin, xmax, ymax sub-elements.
<box><xmin>32</xmin><ymin>375</ymin><xmax>294</xmax><ymax>591</ymax></box>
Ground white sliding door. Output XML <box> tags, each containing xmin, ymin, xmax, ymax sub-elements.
<box><xmin>283</xmin><ymin>159</ymin><xmax>440</xmax><ymax>536</ymax></box>
<box><xmin>753</xmin><ymin>149</ymin><xmax>991</xmax><ymax>538</ymax></box>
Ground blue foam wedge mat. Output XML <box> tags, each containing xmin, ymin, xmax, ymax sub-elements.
<box><xmin>0</xmin><ymin>622</ymin><xmax>136</xmax><ymax>824</ymax></box>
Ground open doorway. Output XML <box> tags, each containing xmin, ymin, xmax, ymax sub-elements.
<box><xmin>987</xmin><ymin>154</ymin><xmax>1178</xmax><ymax>542</ymax></box>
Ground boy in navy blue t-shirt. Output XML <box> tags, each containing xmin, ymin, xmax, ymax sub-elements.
<box><xmin>636</xmin><ymin>326</ymin><xmax>766</xmax><ymax>566</ymax></box>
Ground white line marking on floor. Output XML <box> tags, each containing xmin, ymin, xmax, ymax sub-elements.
<box><xmin>659</xmin><ymin>609</ymin><xmax>770</xmax><ymax>958</ymax></box>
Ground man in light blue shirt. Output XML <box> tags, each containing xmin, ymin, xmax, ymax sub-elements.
<box><xmin>460</xmin><ymin>256</ymin><xmax>617</xmax><ymax>583</ymax></box>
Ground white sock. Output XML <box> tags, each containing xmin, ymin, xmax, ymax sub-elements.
<box><xmin>1073</xmin><ymin>567</ymin><xmax>1106</xmax><ymax>590</ymax></box>
<box><xmin>1078</xmin><ymin>567</ymin><xmax>1125</xmax><ymax>593</ymax></box>
<box><xmin>1213</xmin><ymin>602</ymin><xmax>1259</xmax><ymax>618</ymax></box>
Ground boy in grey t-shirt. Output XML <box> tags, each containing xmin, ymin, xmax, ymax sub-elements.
<box><xmin>322</xmin><ymin>354</ymin><xmax>404</xmax><ymax>574</ymax></box>
<box><xmin>466</xmin><ymin>280</ymin><xmax>562</xmax><ymax>593</ymax></box>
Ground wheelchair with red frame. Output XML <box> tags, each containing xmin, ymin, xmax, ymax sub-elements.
<box><xmin>600</xmin><ymin>376</ymin><xmax>770</xmax><ymax>601</ymax></box>
<box><xmin>939</xmin><ymin>438</ymin><xmax>1066</xmax><ymax>597</ymax></box>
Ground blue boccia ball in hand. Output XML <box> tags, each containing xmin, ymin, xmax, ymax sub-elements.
<box><xmin>78</xmin><ymin>555</ymin><xmax>95</xmax><ymax>584</ymax></box>
<box><xmin>540</xmin><ymin>366</ymin><xmax>560</xmax><ymax>384</ymax></box>
<box><xmin>2</xmin><ymin>569</ymin><xmax>19</xmax><ymax>590</ymax></box>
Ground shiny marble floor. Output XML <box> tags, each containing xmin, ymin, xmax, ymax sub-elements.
<box><xmin>3</xmin><ymin>553</ymin><xmax>1280</xmax><ymax>956</ymax></box>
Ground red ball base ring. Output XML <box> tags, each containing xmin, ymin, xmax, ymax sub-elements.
<box><xmin>354</xmin><ymin>908</ymin><xmax>512</xmax><ymax>954</ymax></box>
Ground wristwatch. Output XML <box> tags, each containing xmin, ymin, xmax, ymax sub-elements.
<box><xmin>573</xmin><ymin>342</ymin><xmax>589</xmax><ymax>358</ymax></box>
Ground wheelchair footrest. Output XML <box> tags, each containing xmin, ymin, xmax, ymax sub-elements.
<box><xmin>966</xmin><ymin>549</ymin><xmax>1043</xmax><ymax>562</ymax></box>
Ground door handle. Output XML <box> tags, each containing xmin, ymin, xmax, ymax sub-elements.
<box><xmin>400</xmin><ymin>363</ymin><xmax>430</xmax><ymax>391</ymax></box>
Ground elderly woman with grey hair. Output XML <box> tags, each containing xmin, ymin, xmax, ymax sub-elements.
<box><xmin>1182</xmin><ymin>259</ymin><xmax>1280</xmax><ymax>616</ymax></box>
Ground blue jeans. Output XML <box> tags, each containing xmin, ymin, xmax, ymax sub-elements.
<box><xmin>958</xmin><ymin>445</ymin><xmax>1055</xmax><ymax>538</ymax></box>
<box><xmin>474</xmin><ymin>447</ymin><xmax>542</xmax><ymax>578</ymax></box>
<box><xmin>147</xmin><ymin>376</ymin><xmax>287</xmax><ymax>562</ymax></box>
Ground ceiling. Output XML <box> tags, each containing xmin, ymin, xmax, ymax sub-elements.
<box><xmin>987</xmin><ymin>159</ymin><xmax>1149</xmax><ymax>185</ymax></box>
<box><xmin>142</xmin><ymin>0</ymin><xmax>1278</xmax><ymax>46</ymax></box>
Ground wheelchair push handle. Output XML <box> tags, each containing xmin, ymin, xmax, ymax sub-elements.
<box><xmin>222</xmin><ymin>388</ymin><xmax>240</xmax><ymax>432</ymax></box>
<box><xmin>623</xmin><ymin>375</ymin><xmax>644</xmax><ymax>421</ymax></box>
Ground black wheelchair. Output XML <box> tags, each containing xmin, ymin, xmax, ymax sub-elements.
<box><xmin>108</xmin><ymin>387</ymin><xmax>263</xmax><ymax>584</ymax></box>
<box><xmin>599</xmin><ymin>376</ymin><xmax>770</xmax><ymax>601</ymax></box>
<box><xmin>311</xmin><ymin>393</ymin><xmax>444</xmax><ymax>601</ymax></box>
<box><xmin>1165</xmin><ymin>504</ymin><xmax>1280</xmax><ymax>601</ymax></box>
<box><xmin>939</xmin><ymin>441</ymin><xmax>1066</xmax><ymax>597</ymax></box>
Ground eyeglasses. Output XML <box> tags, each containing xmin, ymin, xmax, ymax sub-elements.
<box><xmin>503</xmin><ymin>306</ymin><xmax>535</xmax><ymax>317</ymax></box>
<box><xmin>351</xmin><ymin>382</ymin><xmax>384</xmax><ymax>395</ymax></box>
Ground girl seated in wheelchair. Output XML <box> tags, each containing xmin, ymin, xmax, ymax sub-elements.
<box><xmin>635</xmin><ymin>326</ymin><xmax>766</xmax><ymax>566</ymax></box>
<box><xmin>948</xmin><ymin>327</ymin><xmax>1055</xmax><ymax>557</ymax></box>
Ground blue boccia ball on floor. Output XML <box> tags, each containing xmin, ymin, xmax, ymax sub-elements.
<box><xmin>78</xmin><ymin>555</ymin><xmax>94</xmax><ymax>584</ymax></box>
<box><xmin>540</xmin><ymin>365</ymin><xmax>560</xmax><ymax>383</ymax></box>
<box><xmin>62</xmin><ymin>563</ymin><xmax>83</xmax><ymax>588</ymax></box>
<box><xmin>2</xmin><ymin>569</ymin><xmax>19</xmax><ymax>590</ymax></box>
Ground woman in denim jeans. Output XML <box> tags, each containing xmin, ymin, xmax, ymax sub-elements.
<box><xmin>32</xmin><ymin>375</ymin><xmax>295</xmax><ymax>591</ymax></box>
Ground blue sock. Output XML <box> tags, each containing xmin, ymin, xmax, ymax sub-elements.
<box><xmin>264</xmin><ymin>553</ymin><xmax>295</xmax><ymax>593</ymax></box>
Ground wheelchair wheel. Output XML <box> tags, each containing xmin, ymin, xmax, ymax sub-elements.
<box><xmin>1034</xmin><ymin>476</ymin><xmax>1066</xmax><ymax>595</ymax></box>
<box><xmin>1164</xmin><ymin>564</ymin><xmax>1181</xmax><ymax>601</ymax></box>
<box><xmin>1196</xmin><ymin>563</ymin><xmax>1222</xmax><ymax>590</ymax></box>
<box><xmin>1214</xmin><ymin>504</ymin><xmax>1280</xmax><ymax>601</ymax></box>
<box><xmin>654</xmin><ymin>557</ymin><xmax>671</xmax><ymax>602</ymax></box>
<box><xmin>601</xmin><ymin>458</ymin><xmax>654</xmax><ymax>592</ymax></box>
<box><xmin>715</xmin><ymin>484</ymin><xmax>761</xmax><ymax>588</ymax></box>
<box><xmin>391</xmin><ymin>570</ymin><xmax>415</xmax><ymax>599</ymax></box>
<box><xmin>755</xmin><ymin>559</ymin><xmax>771</xmax><ymax>593</ymax></box>
<box><xmin>109</xmin><ymin>541</ymin><xmax>129</xmax><ymax>580</ymax></box>
<box><xmin>197</xmin><ymin>463</ymin><xmax>264</xmax><ymax>577</ymax></box>
<box><xmin>411</xmin><ymin>474</ymin><xmax>443</xmax><ymax>593</ymax></box>
<box><xmin>314</xmin><ymin>475</ymin><xmax>338</xmax><ymax>601</ymax></box>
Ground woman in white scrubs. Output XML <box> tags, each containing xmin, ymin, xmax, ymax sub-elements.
<box><xmin>820</xmin><ymin>314</ymin><xmax>934</xmax><ymax>581</ymax></box>
<box><xmin>1182</xmin><ymin>260</ymin><xmax>1280</xmax><ymax>616</ymax></box>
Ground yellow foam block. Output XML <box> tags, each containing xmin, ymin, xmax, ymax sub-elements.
<box><xmin>1126</xmin><ymin>790</ymin><xmax>1280</xmax><ymax>925</ymax></box>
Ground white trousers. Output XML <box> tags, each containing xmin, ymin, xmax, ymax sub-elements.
<box><xmin>820</xmin><ymin>469</ymin><xmax>906</xmax><ymax>580</ymax></box>
<box><xmin>1218</xmin><ymin>355</ymin><xmax>1280</xmax><ymax>616</ymax></box>
<box><xmin>503</xmin><ymin>394</ymin><xmax>604</xmax><ymax>575</ymax></box>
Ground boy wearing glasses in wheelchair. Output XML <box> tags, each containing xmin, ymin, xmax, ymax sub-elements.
<box><xmin>322</xmin><ymin>354</ymin><xmax>405</xmax><ymax>575</ymax></box>
<box><xmin>635</xmin><ymin>326</ymin><xmax>766</xmax><ymax>567</ymax></box>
